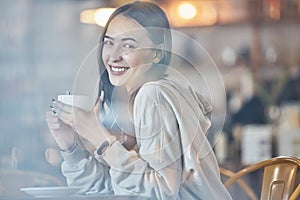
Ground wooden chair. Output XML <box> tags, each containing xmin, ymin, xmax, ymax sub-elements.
<box><xmin>220</xmin><ymin>167</ymin><xmax>258</xmax><ymax>200</ymax></box>
<box><xmin>221</xmin><ymin>156</ymin><xmax>300</xmax><ymax>200</ymax></box>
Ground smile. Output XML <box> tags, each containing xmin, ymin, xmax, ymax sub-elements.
<box><xmin>109</xmin><ymin>65</ymin><xmax>130</xmax><ymax>75</ymax></box>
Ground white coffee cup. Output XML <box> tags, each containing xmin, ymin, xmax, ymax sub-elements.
<box><xmin>57</xmin><ymin>95</ymin><xmax>94</xmax><ymax>112</ymax></box>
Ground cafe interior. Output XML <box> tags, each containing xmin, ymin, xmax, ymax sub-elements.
<box><xmin>1</xmin><ymin>0</ymin><xmax>300</xmax><ymax>199</ymax></box>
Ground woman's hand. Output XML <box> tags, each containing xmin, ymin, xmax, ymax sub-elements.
<box><xmin>45</xmin><ymin>111</ymin><xmax>76</xmax><ymax>151</ymax></box>
<box><xmin>52</xmin><ymin>92</ymin><xmax>110</xmax><ymax>148</ymax></box>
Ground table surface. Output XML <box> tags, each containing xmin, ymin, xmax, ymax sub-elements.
<box><xmin>0</xmin><ymin>195</ymin><xmax>151</xmax><ymax>200</ymax></box>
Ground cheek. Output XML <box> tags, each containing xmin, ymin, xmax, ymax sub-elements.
<box><xmin>101</xmin><ymin>49</ymin><xmax>108</xmax><ymax>64</ymax></box>
<box><xmin>125</xmin><ymin>51</ymin><xmax>153</xmax><ymax>67</ymax></box>
<box><xmin>140</xmin><ymin>49</ymin><xmax>155</xmax><ymax>63</ymax></box>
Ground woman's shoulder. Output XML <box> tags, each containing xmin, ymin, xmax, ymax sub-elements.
<box><xmin>135</xmin><ymin>78</ymin><xmax>177</xmax><ymax>100</ymax></box>
<box><xmin>134</xmin><ymin>80</ymin><xmax>163</xmax><ymax>103</ymax></box>
<box><xmin>135</xmin><ymin>77</ymin><xmax>213</xmax><ymax>115</ymax></box>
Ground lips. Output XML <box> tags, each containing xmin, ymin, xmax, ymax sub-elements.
<box><xmin>109</xmin><ymin>65</ymin><xmax>130</xmax><ymax>75</ymax></box>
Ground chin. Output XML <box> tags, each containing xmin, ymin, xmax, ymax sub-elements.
<box><xmin>109</xmin><ymin>78</ymin><xmax>123</xmax><ymax>87</ymax></box>
<box><xmin>110</xmin><ymin>81</ymin><xmax>120</xmax><ymax>86</ymax></box>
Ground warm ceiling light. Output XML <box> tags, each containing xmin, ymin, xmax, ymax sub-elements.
<box><xmin>80</xmin><ymin>8</ymin><xmax>116</xmax><ymax>27</ymax></box>
<box><xmin>178</xmin><ymin>2</ymin><xmax>197</xmax><ymax>20</ymax></box>
<box><xmin>94</xmin><ymin>8</ymin><xmax>116</xmax><ymax>27</ymax></box>
<box><xmin>269</xmin><ymin>4</ymin><xmax>280</xmax><ymax>20</ymax></box>
<box><xmin>200</xmin><ymin>5</ymin><xmax>217</xmax><ymax>25</ymax></box>
<box><xmin>168</xmin><ymin>1</ymin><xmax>217</xmax><ymax>27</ymax></box>
<box><xmin>80</xmin><ymin>9</ymin><xmax>97</xmax><ymax>25</ymax></box>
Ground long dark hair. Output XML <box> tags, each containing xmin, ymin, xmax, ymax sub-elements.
<box><xmin>97</xmin><ymin>1</ymin><xmax>172</xmax><ymax>106</ymax></box>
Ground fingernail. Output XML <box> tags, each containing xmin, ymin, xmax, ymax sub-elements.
<box><xmin>50</xmin><ymin>105</ymin><xmax>54</xmax><ymax>109</ymax></box>
<box><xmin>52</xmin><ymin>110</ymin><xmax>57</xmax><ymax>115</ymax></box>
<box><xmin>100</xmin><ymin>90</ymin><xmax>104</xmax><ymax>101</ymax></box>
<box><xmin>52</xmin><ymin>98</ymin><xmax>56</xmax><ymax>103</ymax></box>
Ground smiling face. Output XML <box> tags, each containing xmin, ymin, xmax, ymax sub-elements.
<box><xmin>102</xmin><ymin>15</ymin><xmax>158</xmax><ymax>91</ymax></box>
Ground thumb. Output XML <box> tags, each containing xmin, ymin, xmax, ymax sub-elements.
<box><xmin>94</xmin><ymin>90</ymin><xmax>104</xmax><ymax>114</ymax></box>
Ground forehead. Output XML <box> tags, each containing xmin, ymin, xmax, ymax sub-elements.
<box><xmin>106</xmin><ymin>15</ymin><xmax>149</xmax><ymax>40</ymax></box>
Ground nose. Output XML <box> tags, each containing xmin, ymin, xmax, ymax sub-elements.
<box><xmin>109</xmin><ymin>46</ymin><xmax>123</xmax><ymax>62</ymax></box>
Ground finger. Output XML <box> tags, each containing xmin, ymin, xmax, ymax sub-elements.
<box><xmin>46</xmin><ymin>116</ymin><xmax>59</xmax><ymax>123</ymax></box>
<box><xmin>56</xmin><ymin>110</ymin><xmax>74</xmax><ymax>127</ymax></box>
<box><xmin>46</xmin><ymin>111</ymin><xmax>59</xmax><ymax>122</ymax></box>
<box><xmin>53</xmin><ymin>101</ymin><xmax>72</xmax><ymax>114</ymax></box>
<box><xmin>46</xmin><ymin>116</ymin><xmax>62</xmax><ymax>129</ymax></box>
<box><xmin>94</xmin><ymin>90</ymin><xmax>104</xmax><ymax>114</ymax></box>
<box><xmin>47</xmin><ymin>122</ymin><xmax>61</xmax><ymax>130</ymax></box>
<box><xmin>46</xmin><ymin>114</ymin><xmax>60</xmax><ymax>124</ymax></box>
<box><xmin>100</xmin><ymin>90</ymin><xmax>104</xmax><ymax>101</ymax></box>
<box><xmin>46</xmin><ymin>111</ymin><xmax>54</xmax><ymax>117</ymax></box>
<box><xmin>93</xmin><ymin>97</ymin><xmax>102</xmax><ymax>114</ymax></box>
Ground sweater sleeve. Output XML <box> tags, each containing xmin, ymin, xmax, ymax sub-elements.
<box><xmin>101</xmin><ymin>83</ymin><xmax>182</xmax><ymax>199</ymax></box>
<box><xmin>61</xmin><ymin>144</ymin><xmax>113</xmax><ymax>195</ymax></box>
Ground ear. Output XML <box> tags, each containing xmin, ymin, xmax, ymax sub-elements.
<box><xmin>153</xmin><ymin>43</ymin><xmax>165</xmax><ymax>64</ymax></box>
<box><xmin>152</xmin><ymin>56</ymin><xmax>160</xmax><ymax>64</ymax></box>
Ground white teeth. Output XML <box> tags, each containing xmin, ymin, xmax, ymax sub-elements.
<box><xmin>111</xmin><ymin>67</ymin><xmax>128</xmax><ymax>72</ymax></box>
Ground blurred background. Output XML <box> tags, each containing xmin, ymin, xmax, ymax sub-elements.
<box><xmin>0</xmin><ymin>0</ymin><xmax>300</xmax><ymax>198</ymax></box>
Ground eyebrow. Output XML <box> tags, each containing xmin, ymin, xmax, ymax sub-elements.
<box><xmin>104</xmin><ymin>35</ymin><xmax>139</xmax><ymax>43</ymax></box>
<box><xmin>104</xmin><ymin>35</ymin><xmax>114</xmax><ymax>40</ymax></box>
<box><xmin>121</xmin><ymin>37</ymin><xmax>139</xmax><ymax>43</ymax></box>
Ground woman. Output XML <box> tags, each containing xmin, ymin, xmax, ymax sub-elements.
<box><xmin>46</xmin><ymin>1</ymin><xmax>232</xmax><ymax>199</ymax></box>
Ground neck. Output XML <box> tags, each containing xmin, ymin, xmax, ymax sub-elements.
<box><xmin>126</xmin><ymin>65</ymin><xmax>163</xmax><ymax>94</ymax></box>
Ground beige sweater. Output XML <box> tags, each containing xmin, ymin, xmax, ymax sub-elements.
<box><xmin>61</xmin><ymin>77</ymin><xmax>232</xmax><ymax>200</ymax></box>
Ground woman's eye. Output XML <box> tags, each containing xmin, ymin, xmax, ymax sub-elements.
<box><xmin>104</xmin><ymin>40</ymin><xmax>113</xmax><ymax>45</ymax></box>
<box><xmin>123</xmin><ymin>44</ymin><xmax>136</xmax><ymax>49</ymax></box>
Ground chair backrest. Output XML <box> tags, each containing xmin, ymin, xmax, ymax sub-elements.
<box><xmin>222</xmin><ymin>156</ymin><xmax>300</xmax><ymax>200</ymax></box>
<box><xmin>290</xmin><ymin>184</ymin><xmax>300</xmax><ymax>200</ymax></box>
<box><xmin>220</xmin><ymin>167</ymin><xmax>258</xmax><ymax>200</ymax></box>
